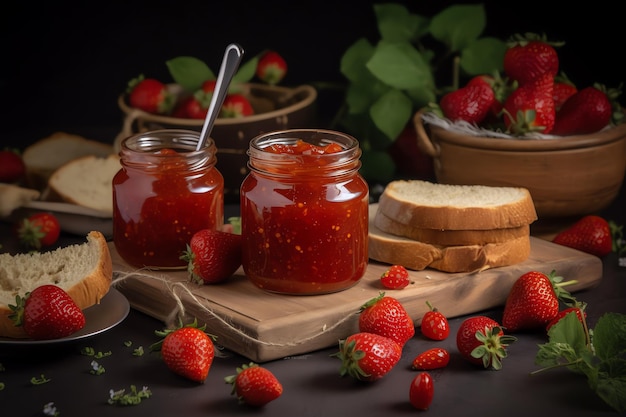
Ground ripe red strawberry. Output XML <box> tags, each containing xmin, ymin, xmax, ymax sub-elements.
<box><xmin>552</xmin><ymin>73</ymin><xmax>577</xmax><ymax>111</ymax></box>
<box><xmin>503</xmin><ymin>72</ymin><xmax>555</xmax><ymax>135</ymax></box>
<box><xmin>181</xmin><ymin>228</ymin><xmax>242</xmax><ymax>284</ymax></box>
<box><xmin>16</xmin><ymin>212</ymin><xmax>61</xmax><ymax>249</ymax></box>
<box><xmin>551</xmin><ymin>84</ymin><xmax>618</xmax><ymax>135</ymax></box>
<box><xmin>503</xmin><ymin>33</ymin><xmax>561</xmax><ymax>85</ymax></box>
<box><xmin>411</xmin><ymin>347</ymin><xmax>450</xmax><ymax>370</ymax></box>
<box><xmin>420</xmin><ymin>301</ymin><xmax>450</xmax><ymax>341</ymax></box>
<box><xmin>380</xmin><ymin>265</ymin><xmax>410</xmax><ymax>289</ymax></box>
<box><xmin>456</xmin><ymin>315</ymin><xmax>516</xmax><ymax>370</ymax></box>
<box><xmin>221</xmin><ymin>93</ymin><xmax>254</xmax><ymax>118</ymax></box>
<box><xmin>439</xmin><ymin>76</ymin><xmax>495</xmax><ymax>124</ymax></box>
<box><xmin>502</xmin><ymin>270</ymin><xmax>577</xmax><ymax>332</ymax></box>
<box><xmin>552</xmin><ymin>215</ymin><xmax>614</xmax><ymax>257</ymax></box>
<box><xmin>9</xmin><ymin>284</ymin><xmax>86</xmax><ymax>340</ymax></box>
<box><xmin>256</xmin><ymin>51</ymin><xmax>287</xmax><ymax>85</ymax></box>
<box><xmin>358</xmin><ymin>293</ymin><xmax>415</xmax><ymax>348</ymax></box>
<box><xmin>152</xmin><ymin>321</ymin><xmax>215</xmax><ymax>383</ymax></box>
<box><xmin>546</xmin><ymin>305</ymin><xmax>587</xmax><ymax>332</ymax></box>
<box><xmin>224</xmin><ymin>362</ymin><xmax>283</xmax><ymax>406</ymax></box>
<box><xmin>127</xmin><ymin>76</ymin><xmax>174</xmax><ymax>114</ymax></box>
<box><xmin>409</xmin><ymin>372</ymin><xmax>434</xmax><ymax>410</ymax></box>
<box><xmin>0</xmin><ymin>149</ymin><xmax>26</xmax><ymax>183</ymax></box>
<box><xmin>333</xmin><ymin>332</ymin><xmax>402</xmax><ymax>382</ymax></box>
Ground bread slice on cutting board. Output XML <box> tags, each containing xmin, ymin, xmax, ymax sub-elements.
<box><xmin>377</xmin><ymin>180</ymin><xmax>537</xmax><ymax>230</ymax></box>
<box><xmin>368</xmin><ymin>180</ymin><xmax>537</xmax><ymax>273</ymax></box>
<box><xmin>0</xmin><ymin>231</ymin><xmax>112</xmax><ymax>339</ymax></box>
<box><xmin>368</xmin><ymin>205</ymin><xmax>531</xmax><ymax>272</ymax></box>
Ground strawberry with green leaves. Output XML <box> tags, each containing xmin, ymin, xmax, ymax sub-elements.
<box><xmin>16</xmin><ymin>212</ymin><xmax>61</xmax><ymax>250</ymax></box>
<box><xmin>221</xmin><ymin>93</ymin><xmax>255</xmax><ymax>118</ymax></box>
<box><xmin>127</xmin><ymin>75</ymin><xmax>174</xmax><ymax>114</ymax></box>
<box><xmin>181</xmin><ymin>228</ymin><xmax>242</xmax><ymax>284</ymax></box>
<box><xmin>503</xmin><ymin>33</ymin><xmax>561</xmax><ymax>85</ymax></box>
<box><xmin>546</xmin><ymin>304</ymin><xmax>587</xmax><ymax>332</ymax></box>
<box><xmin>552</xmin><ymin>215</ymin><xmax>615</xmax><ymax>257</ymax></box>
<box><xmin>502</xmin><ymin>72</ymin><xmax>555</xmax><ymax>135</ymax></box>
<box><xmin>358</xmin><ymin>292</ymin><xmax>415</xmax><ymax>348</ymax></box>
<box><xmin>411</xmin><ymin>347</ymin><xmax>450</xmax><ymax>370</ymax></box>
<box><xmin>439</xmin><ymin>75</ymin><xmax>495</xmax><ymax>125</ymax></box>
<box><xmin>256</xmin><ymin>51</ymin><xmax>287</xmax><ymax>85</ymax></box>
<box><xmin>380</xmin><ymin>265</ymin><xmax>410</xmax><ymax>289</ymax></box>
<box><xmin>456</xmin><ymin>315</ymin><xmax>516</xmax><ymax>370</ymax></box>
<box><xmin>502</xmin><ymin>270</ymin><xmax>577</xmax><ymax>332</ymax></box>
<box><xmin>551</xmin><ymin>84</ymin><xmax>622</xmax><ymax>135</ymax></box>
<box><xmin>333</xmin><ymin>332</ymin><xmax>402</xmax><ymax>382</ymax></box>
<box><xmin>151</xmin><ymin>319</ymin><xmax>215</xmax><ymax>383</ymax></box>
<box><xmin>552</xmin><ymin>73</ymin><xmax>577</xmax><ymax>111</ymax></box>
<box><xmin>409</xmin><ymin>372</ymin><xmax>434</xmax><ymax>410</ymax></box>
<box><xmin>224</xmin><ymin>362</ymin><xmax>283</xmax><ymax>406</ymax></box>
<box><xmin>9</xmin><ymin>284</ymin><xmax>86</xmax><ymax>340</ymax></box>
<box><xmin>420</xmin><ymin>301</ymin><xmax>450</xmax><ymax>341</ymax></box>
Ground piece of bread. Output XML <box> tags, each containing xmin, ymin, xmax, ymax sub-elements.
<box><xmin>0</xmin><ymin>231</ymin><xmax>113</xmax><ymax>339</ymax></box>
<box><xmin>48</xmin><ymin>154</ymin><xmax>120</xmax><ymax>215</ymax></box>
<box><xmin>368</xmin><ymin>205</ymin><xmax>531</xmax><ymax>273</ymax></box>
<box><xmin>377</xmin><ymin>180</ymin><xmax>537</xmax><ymax>230</ymax></box>
<box><xmin>23</xmin><ymin>132</ymin><xmax>114</xmax><ymax>191</ymax></box>
<box><xmin>0</xmin><ymin>184</ymin><xmax>40</xmax><ymax>217</ymax></box>
<box><xmin>374</xmin><ymin>208</ymin><xmax>530</xmax><ymax>246</ymax></box>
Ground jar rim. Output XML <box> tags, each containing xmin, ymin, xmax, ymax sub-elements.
<box><xmin>121</xmin><ymin>129</ymin><xmax>216</xmax><ymax>155</ymax></box>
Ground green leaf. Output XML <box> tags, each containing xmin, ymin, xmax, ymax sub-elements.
<box><xmin>373</xmin><ymin>3</ymin><xmax>424</xmax><ymax>43</ymax></box>
<box><xmin>232</xmin><ymin>56</ymin><xmax>258</xmax><ymax>83</ymax></box>
<box><xmin>430</xmin><ymin>4</ymin><xmax>486</xmax><ymax>51</ymax></box>
<box><xmin>459</xmin><ymin>37</ymin><xmax>507</xmax><ymax>76</ymax></box>
<box><xmin>370</xmin><ymin>89</ymin><xmax>413</xmax><ymax>141</ymax></box>
<box><xmin>166</xmin><ymin>56</ymin><xmax>214</xmax><ymax>92</ymax></box>
<box><xmin>366</xmin><ymin>41</ymin><xmax>433</xmax><ymax>90</ymax></box>
<box><xmin>592</xmin><ymin>312</ymin><xmax>626</xmax><ymax>361</ymax></box>
<box><xmin>345</xmin><ymin>80</ymin><xmax>390</xmax><ymax>115</ymax></box>
<box><xmin>359</xmin><ymin>150</ymin><xmax>396</xmax><ymax>183</ymax></box>
<box><xmin>340</xmin><ymin>38</ymin><xmax>376</xmax><ymax>84</ymax></box>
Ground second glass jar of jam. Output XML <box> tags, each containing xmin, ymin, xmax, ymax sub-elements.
<box><xmin>113</xmin><ymin>129</ymin><xmax>224</xmax><ymax>269</ymax></box>
<box><xmin>240</xmin><ymin>129</ymin><xmax>369</xmax><ymax>295</ymax></box>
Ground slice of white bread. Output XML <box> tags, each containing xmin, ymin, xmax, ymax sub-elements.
<box><xmin>48</xmin><ymin>154</ymin><xmax>121</xmax><ymax>215</ymax></box>
<box><xmin>23</xmin><ymin>132</ymin><xmax>114</xmax><ymax>191</ymax></box>
<box><xmin>368</xmin><ymin>205</ymin><xmax>531</xmax><ymax>273</ymax></box>
<box><xmin>377</xmin><ymin>180</ymin><xmax>537</xmax><ymax>230</ymax></box>
<box><xmin>0</xmin><ymin>184</ymin><xmax>40</xmax><ymax>217</ymax></box>
<box><xmin>374</xmin><ymin>208</ymin><xmax>530</xmax><ymax>246</ymax></box>
<box><xmin>0</xmin><ymin>231</ymin><xmax>112</xmax><ymax>339</ymax></box>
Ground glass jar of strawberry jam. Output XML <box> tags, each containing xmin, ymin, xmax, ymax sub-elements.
<box><xmin>240</xmin><ymin>129</ymin><xmax>369</xmax><ymax>295</ymax></box>
<box><xmin>113</xmin><ymin>129</ymin><xmax>224</xmax><ymax>269</ymax></box>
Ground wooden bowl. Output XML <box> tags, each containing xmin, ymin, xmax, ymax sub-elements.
<box><xmin>116</xmin><ymin>83</ymin><xmax>317</xmax><ymax>202</ymax></box>
<box><xmin>414</xmin><ymin>110</ymin><xmax>626</xmax><ymax>219</ymax></box>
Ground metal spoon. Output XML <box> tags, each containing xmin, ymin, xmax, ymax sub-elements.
<box><xmin>196</xmin><ymin>43</ymin><xmax>244</xmax><ymax>150</ymax></box>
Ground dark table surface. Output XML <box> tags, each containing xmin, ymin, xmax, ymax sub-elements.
<box><xmin>2</xmin><ymin>192</ymin><xmax>626</xmax><ymax>416</ymax></box>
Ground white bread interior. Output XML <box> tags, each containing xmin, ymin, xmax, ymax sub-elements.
<box><xmin>377</xmin><ymin>180</ymin><xmax>537</xmax><ymax>230</ymax></box>
<box><xmin>0</xmin><ymin>231</ymin><xmax>113</xmax><ymax>339</ymax></box>
<box><xmin>48</xmin><ymin>154</ymin><xmax>120</xmax><ymax>215</ymax></box>
<box><xmin>23</xmin><ymin>132</ymin><xmax>114</xmax><ymax>190</ymax></box>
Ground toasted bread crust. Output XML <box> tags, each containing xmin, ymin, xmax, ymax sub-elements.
<box><xmin>0</xmin><ymin>231</ymin><xmax>112</xmax><ymax>339</ymax></box>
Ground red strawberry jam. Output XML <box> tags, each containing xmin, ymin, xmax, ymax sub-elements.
<box><xmin>240</xmin><ymin>130</ymin><xmax>369</xmax><ymax>295</ymax></box>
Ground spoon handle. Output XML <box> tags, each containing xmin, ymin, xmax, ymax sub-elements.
<box><xmin>197</xmin><ymin>43</ymin><xmax>244</xmax><ymax>150</ymax></box>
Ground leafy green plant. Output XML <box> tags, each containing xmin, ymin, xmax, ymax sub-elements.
<box><xmin>334</xmin><ymin>3</ymin><xmax>507</xmax><ymax>182</ymax></box>
<box><xmin>532</xmin><ymin>311</ymin><xmax>626</xmax><ymax>412</ymax></box>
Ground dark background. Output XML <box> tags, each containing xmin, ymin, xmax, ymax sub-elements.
<box><xmin>1</xmin><ymin>0</ymin><xmax>623</xmax><ymax>146</ymax></box>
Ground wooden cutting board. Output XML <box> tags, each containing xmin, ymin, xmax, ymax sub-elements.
<box><xmin>110</xmin><ymin>236</ymin><xmax>602</xmax><ymax>362</ymax></box>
